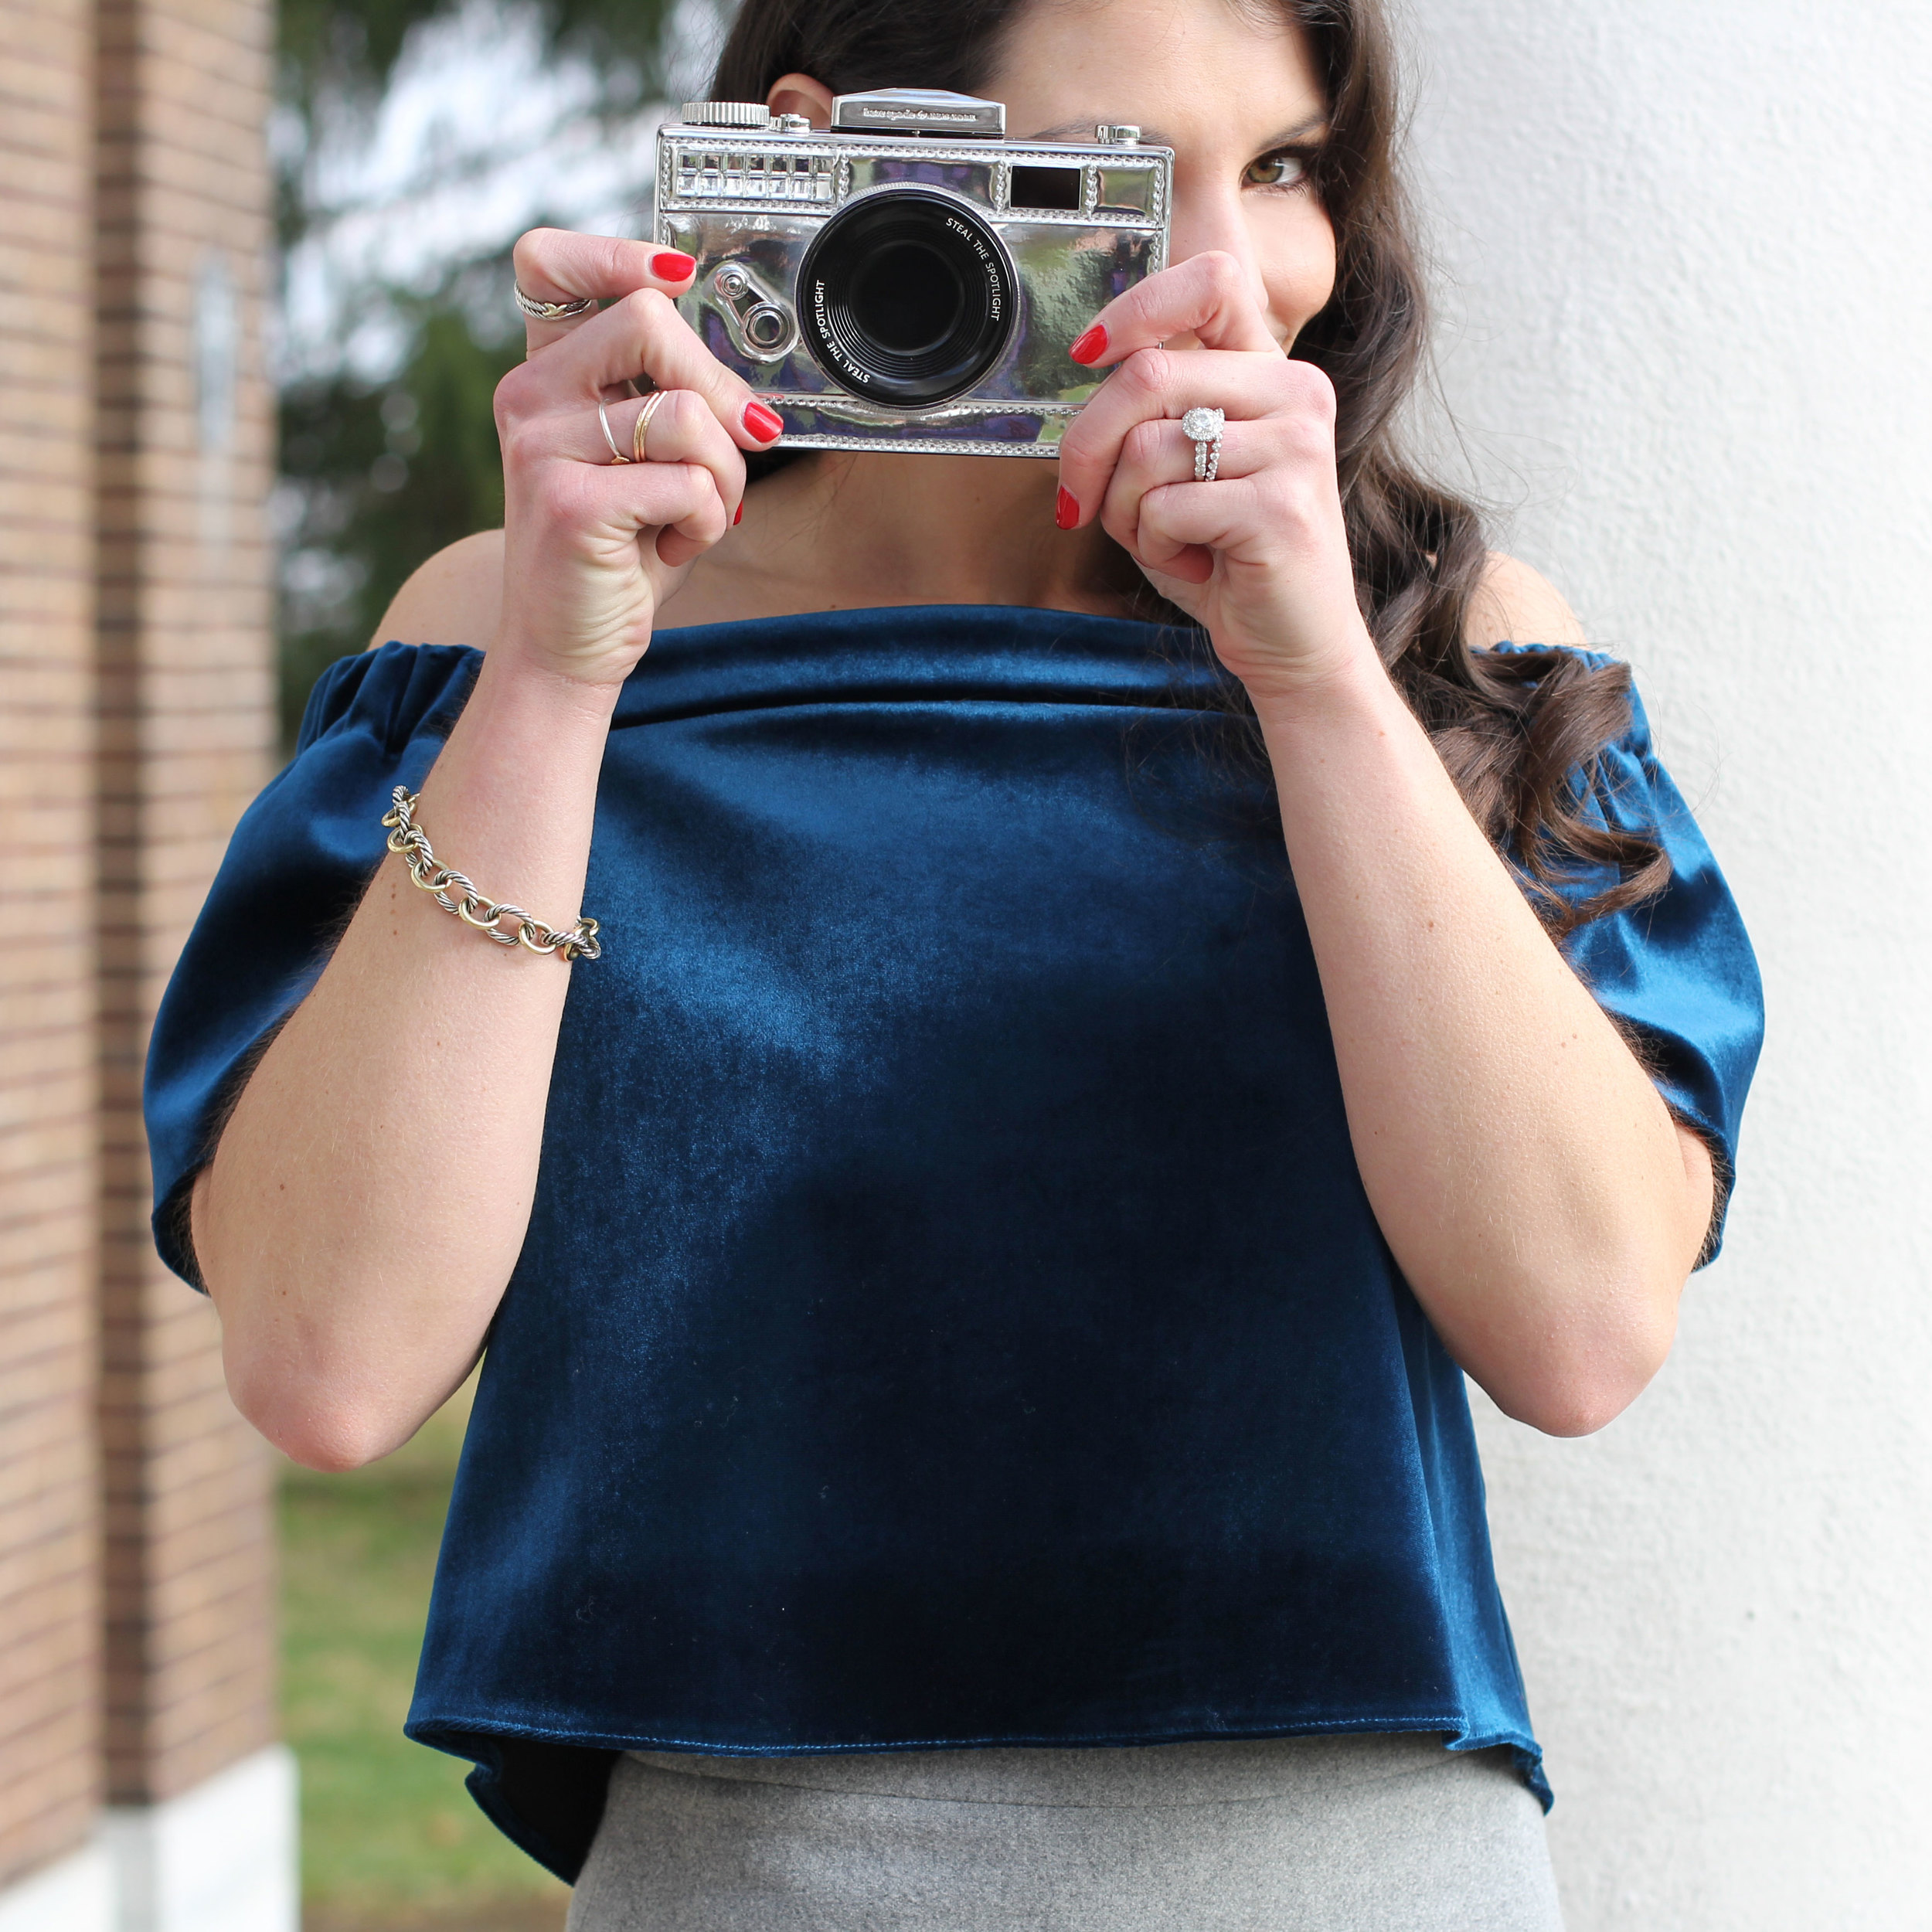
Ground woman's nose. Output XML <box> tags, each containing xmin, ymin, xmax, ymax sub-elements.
<box><xmin>1168</xmin><ymin>191</ymin><xmax>1269</xmax><ymax>311</ymax></box>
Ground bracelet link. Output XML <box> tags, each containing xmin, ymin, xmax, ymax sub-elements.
<box><xmin>380</xmin><ymin>787</ymin><xmax>602</xmax><ymax>961</ymax></box>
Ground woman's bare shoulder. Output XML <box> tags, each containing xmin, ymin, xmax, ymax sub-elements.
<box><xmin>366</xmin><ymin>529</ymin><xmax>505</xmax><ymax>651</ymax></box>
<box><xmin>1464</xmin><ymin>551</ymin><xmax>1590</xmax><ymax>652</ymax></box>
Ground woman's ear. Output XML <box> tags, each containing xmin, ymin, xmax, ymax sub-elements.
<box><xmin>766</xmin><ymin>73</ymin><xmax>836</xmax><ymax>128</ymax></box>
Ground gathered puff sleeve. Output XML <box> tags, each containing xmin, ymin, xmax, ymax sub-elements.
<box><xmin>143</xmin><ymin>643</ymin><xmax>482</xmax><ymax>1288</ymax></box>
<box><xmin>1507</xmin><ymin>647</ymin><xmax>1765</xmax><ymax>1262</ymax></box>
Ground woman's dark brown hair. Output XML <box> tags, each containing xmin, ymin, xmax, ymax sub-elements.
<box><xmin>710</xmin><ymin>0</ymin><xmax>1668</xmax><ymax>934</ymax></box>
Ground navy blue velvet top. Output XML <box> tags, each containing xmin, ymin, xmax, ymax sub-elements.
<box><xmin>144</xmin><ymin>607</ymin><xmax>1763</xmax><ymax>1881</ymax></box>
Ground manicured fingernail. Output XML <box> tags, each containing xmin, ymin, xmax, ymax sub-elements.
<box><xmin>1069</xmin><ymin>324</ymin><xmax>1108</xmax><ymax>366</ymax></box>
<box><xmin>652</xmin><ymin>250</ymin><xmax>696</xmax><ymax>281</ymax></box>
<box><xmin>743</xmin><ymin>400</ymin><xmax>784</xmax><ymax>444</ymax></box>
<box><xmin>733</xmin><ymin>502</ymin><xmax>743</xmax><ymax>526</ymax></box>
<box><xmin>1055</xmin><ymin>485</ymin><xmax>1079</xmax><ymax>530</ymax></box>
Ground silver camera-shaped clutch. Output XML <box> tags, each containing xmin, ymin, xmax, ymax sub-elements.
<box><xmin>654</xmin><ymin>89</ymin><xmax>1172</xmax><ymax>457</ymax></box>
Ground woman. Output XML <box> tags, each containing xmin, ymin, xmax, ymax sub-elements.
<box><xmin>144</xmin><ymin>0</ymin><xmax>1763</xmax><ymax>1923</ymax></box>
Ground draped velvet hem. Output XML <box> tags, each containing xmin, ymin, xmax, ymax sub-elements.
<box><xmin>409</xmin><ymin>1714</ymin><xmax>1553</xmax><ymax>1886</ymax></box>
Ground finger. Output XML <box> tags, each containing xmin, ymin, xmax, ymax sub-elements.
<box><xmin>1056</xmin><ymin>349</ymin><xmax>1315</xmax><ymax>528</ymax></box>
<box><xmin>501</xmin><ymin>287</ymin><xmax>785</xmax><ymax>456</ymax></box>
<box><xmin>1066</xmin><ymin>250</ymin><xmax>1280</xmax><ymax>371</ymax></box>
<box><xmin>648</xmin><ymin>463</ymin><xmax>730</xmax><ymax>567</ymax></box>
<box><xmin>1100</xmin><ymin>418</ymin><xmax>1267</xmax><ymax>570</ymax></box>
<box><xmin>1141</xmin><ymin>543</ymin><xmax>1215</xmax><ymax>587</ymax></box>
<box><xmin>553</xmin><ymin>388</ymin><xmax>747</xmax><ymax>522</ymax></box>
<box><xmin>1132</xmin><ymin>476</ymin><xmax>1270</xmax><ymax>581</ymax></box>
<box><xmin>566</xmin><ymin>454</ymin><xmax>729</xmax><ymax>566</ymax></box>
<box><xmin>512</xmin><ymin>227</ymin><xmax>699</xmax><ymax>355</ymax></box>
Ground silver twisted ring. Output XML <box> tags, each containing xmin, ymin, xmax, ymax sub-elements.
<box><xmin>597</xmin><ymin>396</ymin><xmax>631</xmax><ymax>464</ymax></box>
<box><xmin>515</xmin><ymin>284</ymin><xmax>596</xmax><ymax>322</ymax></box>
<box><xmin>1182</xmin><ymin>406</ymin><xmax>1225</xmax><ymax>483</ymax></box>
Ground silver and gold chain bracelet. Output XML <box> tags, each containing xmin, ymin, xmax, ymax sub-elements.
<box><xmin>380</xmin><ymin>787</ymin><xmax>601</xmax><ymax>961</ymax></box>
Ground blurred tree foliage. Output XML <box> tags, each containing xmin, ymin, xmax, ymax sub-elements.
<box><xmin>276</xmin><ymin>264</ymin><xmax>524</xmax><ymax>743</ymax></box>
<box><xmin>274</xmin><ymin>0</ymin><xmax>682</xmax><ymax>744</ymax></box>
<box><xmin>280</xmin><ymin>0</ymin><xmax>679</xmax><ymax>129</ymax></box>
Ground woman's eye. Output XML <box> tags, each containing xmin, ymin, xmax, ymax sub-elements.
<box><xmin>1243</xmin><ymin>149</ymin><xmax>1312</xmax><ymax>190</ymax></box>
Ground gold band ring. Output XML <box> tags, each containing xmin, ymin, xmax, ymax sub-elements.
<box><xmin>631</xmin><ymin>387</ymin><xmax>668</xmax><ymax>464</ymax></box>
<box><xmin>597</xmin><ymin>396</ymin><xmax>630</xmax><ymax>464</ymax></box>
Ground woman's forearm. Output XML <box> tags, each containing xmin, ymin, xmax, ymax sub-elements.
<box><xmin>1252</xmin><ymin>654</ymin><xmax>1712</xmax><ymax>1436</ymax></box>
<box><xmin>194</xmin><ymin>647</ymin><xmax>619</xmax><ymax>1469</ymax></box>
<box><xmin>197</xmin><ymin>237</ymin><xmax>773</xmax><ymax>1469</ymax></box>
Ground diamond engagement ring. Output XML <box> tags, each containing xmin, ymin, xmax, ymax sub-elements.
<box><xmin>1182</xmin><ymin>406</ymin><xmax>1225</xmax><ymax>482</ymax></box>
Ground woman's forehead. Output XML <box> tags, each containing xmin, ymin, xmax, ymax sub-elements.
<box><xmin>989</xmin><ymin>0</ymin><xmax>1325</xmax><ymax>143</ymax></box>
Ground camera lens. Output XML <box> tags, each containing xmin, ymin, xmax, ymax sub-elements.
<box><xmin>849</xmin><ymin>243</ymin><xmax>961</xmax><ymax>355</ymax></box>
<box><xmin>799</xmin><ymin>189</ymin><xmax>1015</xmax><ymax>406</ymax></box>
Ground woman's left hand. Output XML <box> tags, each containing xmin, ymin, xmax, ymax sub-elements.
<box><xmin>1056</xmin><ymin>251</ymin><xmax>1376</xmax><ymax>703</ymax></box>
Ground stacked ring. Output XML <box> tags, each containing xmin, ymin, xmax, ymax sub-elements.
<box><xmin>1182</xmin><ymin>406</ymin><xmax>1226</xmax><ymax>483</ymax></box>
<box><xmin>631</xmin><ymin>388</ymin><xmax>668</xmax><ymax>463</ymax></box>
<box><xmin>597</xmin><ymin>396</ymin><xmax>630</xmax><ymax>464</ymax></box>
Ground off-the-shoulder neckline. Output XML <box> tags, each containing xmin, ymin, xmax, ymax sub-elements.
<box><xmin>649</xmin><ymin>602</ymin><xmax>1185</xmax><ymax>639</ymax></box>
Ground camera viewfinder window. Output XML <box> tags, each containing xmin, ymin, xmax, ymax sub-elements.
<box><xmin>1095</xmin><ymin>168</ymin><xmax>1157</xmax><ymax>216</ymax></box>
<box><xmin>1010</xmin><ymin>165</ymin><xmax>1083</xmax><ymax>211</ymax></box>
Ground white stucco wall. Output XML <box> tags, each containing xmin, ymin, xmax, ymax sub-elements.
<box><xmin>1401</xmin><ymin>2</ymin><xmax>1932</xmax><ymax>1924</ymax></box>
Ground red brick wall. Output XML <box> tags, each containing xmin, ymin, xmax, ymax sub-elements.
<box><xmin>0</xmin><ymin>0</ymin><xmax>104</xmax><ymax>1889</ymax></box>
<box><xmin>1</xmin><ymin>0</ymin><xmax>277</xmax><ymax>1886</ymax></box>
<box><xmin>94</xmin><ymin>0</ymin><xmax>279</xmax><ymax>1805</ymax></box>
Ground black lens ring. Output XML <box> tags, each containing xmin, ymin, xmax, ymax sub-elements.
<box><xmin>799</xmin><ymin>189</ymin><xmax>1015</xmax><ymax>407</ymax></box>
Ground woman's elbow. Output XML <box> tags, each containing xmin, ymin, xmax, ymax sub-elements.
<box><xmin>227</xmin><ymin>1353</ymin><xmax>400</xmax><ymax>1471</ymax></box>
<box><xmin>272</xmin><ymin>1422</ymin><xmax>390</xmax><ymax>1475</ymax></box>
<box><xmin>1496</xmin><ymin>1366</ymin><xmax>1655</xmax><ymax>1440</ymax></box>
<box><xmin>1479</xmin><ymin>1274</ymin><xmax>1683</xmax><ymax>1439</ymax></box>
<box><xmin>216</xmin><ymin>1306</ymin><xmax>413</xmax><ymax>1470</ymax></box>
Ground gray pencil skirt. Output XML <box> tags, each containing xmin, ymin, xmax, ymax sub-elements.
<box><xmin>566</xmin><ymin>1732</ymin><xmax>1565</xmax><ymax>1930</ymax></box>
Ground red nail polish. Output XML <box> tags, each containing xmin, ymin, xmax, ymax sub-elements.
<box><xmin>1069</xmin><ymin>323</ymin><xmax>1108</xmax><ymax>366</ymax></box>
<box><xmin>733</xmin><ymin>502</ymin><xmax>743</xmax><ymax>526</ymax></box>
<box><xmin>743</xmin><ymin>400</ymin><xmax>784</xmax><ymax>444</ymax></box>
<box><xmin>1054</xmin><ymin>485</ymin><xmax>1079</xmax><ymax>530</ymax></box>
<box><xmin>652</xmin><ymin>250</ymin><xmax>696</xmax><ymax>281</ymax></box>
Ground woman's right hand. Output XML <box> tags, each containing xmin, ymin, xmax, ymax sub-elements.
<box><xmin>496</xmin><ymin>228</ymin><xmax>786</xmax><ymax>689</ymax></box>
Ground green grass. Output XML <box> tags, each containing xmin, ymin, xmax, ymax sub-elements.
<box><xmin>280</xmin><ymin>1372</ymin><xmax>570</xmax><ymax>1928</ymax></box>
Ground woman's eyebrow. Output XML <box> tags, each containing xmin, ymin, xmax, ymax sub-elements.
<box><xmin>1019</xmin><ymin>114</ymin><xmax>1330</xmax><ymax>148</ymax></box>
<box><xmin>1252</xmin><ymin>114</ymin><xmax>1330</xmax><ymax>148</ymax></box>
